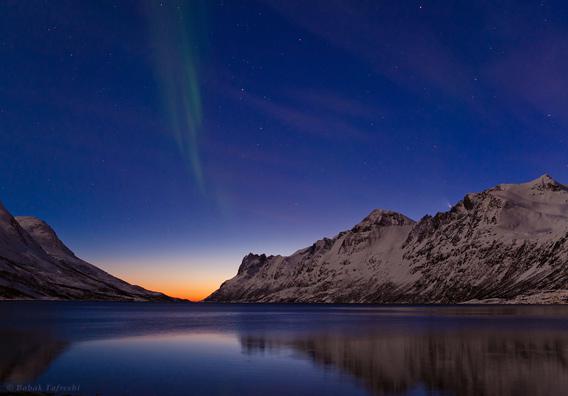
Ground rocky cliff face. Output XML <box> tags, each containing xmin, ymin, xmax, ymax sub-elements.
<box><xmin>207</xmin><ymin>175</ymin><xmax>568</xmax><ymax>303</ymax></box>
<box><xmin>0</xmin><ymin>203</ymin><xmax>178</xmax><ymax>301</ymax></box>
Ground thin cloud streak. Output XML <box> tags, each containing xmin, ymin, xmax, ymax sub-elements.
<box><xmin>218</xmin><ymin>83</ymin><xmax>381</xmax><ymax>142</ymax></box>
<box><xmin>263</xmin><ymin>0</ymin><xmax>476</xmax><ymax>101</ymax></box>
<box><xmin>244</xmin><ymin>93</ymin><xmax>373</xmax><ymax>141</ymax></box>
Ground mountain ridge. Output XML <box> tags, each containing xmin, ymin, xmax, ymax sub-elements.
<box><xmin>207</xmin><ymin>175</ymin><xmax>568</xmax><ymax>303</ymax></box>
<box><xmin>0</xmin><ymin>203</ymin><xmax>182</xmax><ymax>301</ymax></box>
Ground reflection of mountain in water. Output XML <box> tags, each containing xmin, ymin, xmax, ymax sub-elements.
<box><xmin>0</xmin><ymin>331</ymin><xmax>67</xmax><ymax>383</ymax></box>
<box><xmin>241</xmin><ymin>329</ymin><xmax>568</xmax><ymax>396</ymax></box>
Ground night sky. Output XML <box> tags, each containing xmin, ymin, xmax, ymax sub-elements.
<box><xmin>1</xmin><ymin>1</ymin><xmax>566</xmax><ymax>300</ymax></box>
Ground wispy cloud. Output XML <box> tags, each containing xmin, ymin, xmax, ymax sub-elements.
<box><xmin>262</xmin><ymin>0</ymin><xmax>568</xmax><ymax>135</ymax></box>
<box><xmin>219</xmin><ymin>83</ymin><xmax>382</xmax><ymax>142</ymax></box>
<box><xmin>262</xmin><ymin>0</ymin><xmax>475</xmax><ymax>102</ymax></box>
<box><xmin>244</xmin><ymin>92</ymin><xmax>373</xmax><ymax>141</ymax></box>
<box><xmin>488</xmin><ymin>31</ymin><xmax>568</xmax><ymax>125</ymax></box>
<box><xmin>296</xmin><ymin>89</ymin><xmax>383</xmax><ymax>120</ymax></box>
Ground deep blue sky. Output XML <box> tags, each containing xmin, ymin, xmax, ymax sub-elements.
<box><xmin>1</xmin><ymin>0</ymin><xmax>566</xmax><ymax>298</ymax></box>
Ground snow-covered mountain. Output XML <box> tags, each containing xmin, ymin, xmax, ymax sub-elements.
<box><xmin>0</xmin><ymin>202</ymin><xmax>178</xmax><ymax>301</ymax></box>
<box><xmin>207</xmin><ymin>175</ymin><xmax>568</xmax><ymax>303</ymax></box>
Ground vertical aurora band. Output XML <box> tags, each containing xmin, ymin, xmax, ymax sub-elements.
<box><xmin>145</xmin><ymin>1</ymin><xmax>207</xmax><ymax>192</ymax></box>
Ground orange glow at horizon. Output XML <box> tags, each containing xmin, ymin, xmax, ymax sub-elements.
<box><xmin>96</xmin><ymin>256</ymin><xmax>235</xmax><ymax>302</ymax></box>
<box><xmin>118</xmin><ymin>273</ymin><xmax>226</xmax><ymax>302</ymax></box>
<box><xmin>133</xmin><ymin>278</ymin><xmax>221</xmax><ymax>302</ymax></box>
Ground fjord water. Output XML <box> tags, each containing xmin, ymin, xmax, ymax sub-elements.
<box><xmin>1</xmin><ymin>303</ymin><xmax>568</xmax><ymax>396</ymax></box>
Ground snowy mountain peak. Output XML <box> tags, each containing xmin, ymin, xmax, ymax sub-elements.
<box><xmin>0</xmin><ymin>201</ymin><xmax>49</xmax><ymax>260</ymax></box>
<box><xmin>353</xmin><ymin>209</ymin><xmax>415</xmax><ymax>232</ymax></box>
<box><xmin>237</xmin><ymin>253</ymin><xmax>275</xmax><ymax>277</ymax></box>
<box><xmin>16</xmin><ymin>216</ymin><xmax>76</xmax><ymax>259</ymax></box>
<box><xmin>0</xmin><ymin>202</ymin><xmax>180</xmax><ymax>301</ymax></box>
<box><xmin>525</xmin><ymin>174</ymin><xmax>567</xmax><ymax>192</ymax></box>
<box><xmin>208</xmin><ymin>174</ymin><xmax>568</xmax><ymax>304</ymax></box>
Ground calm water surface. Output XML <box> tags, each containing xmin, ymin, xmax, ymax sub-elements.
<box><xmin>1</xmin><ymin>303</ymin><xmax>568</xmax><ymax>396</ymax></box>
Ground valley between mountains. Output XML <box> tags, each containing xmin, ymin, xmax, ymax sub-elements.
<box><xmin>2</xmin><ymin>174</ymin><xmax>568</xmax><ymax>304</ymax></box>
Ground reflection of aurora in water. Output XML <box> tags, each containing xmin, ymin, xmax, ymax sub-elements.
<box><xmin>144</xmin><ymin>1</ymin><xmax>208</xmax><ymax>192</ymax></box>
